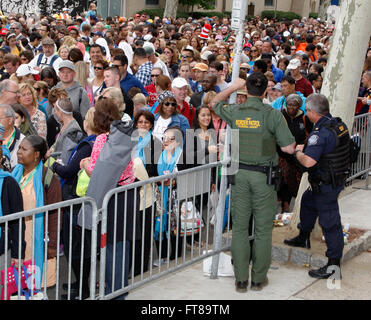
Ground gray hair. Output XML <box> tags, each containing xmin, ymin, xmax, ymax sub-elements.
<box><xmin>286</xmin><ymin>93</ymin><xmax>303</xmax><ymax>107</ymax></box>
<box><xmin>0</xmin><ymin>80</ymin><xmax>15</xmax><ymax>95</ymax></box>
<box><xmin>0</xmin><ymin>104</ymin><xmax>16</xmax><ymax>121</ymax></box>
<box><xmin>306</xmin><ymin>93</ymin><xmax>329</xmax><ymax>114</ymax></box>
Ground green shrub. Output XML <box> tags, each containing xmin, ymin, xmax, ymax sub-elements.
<box><xmin>137</xmin><ymin>9</ymin><xmax>231</xmax><ymax>19</ymax></box>
<box><xmin>261</xmin><ymin>10</ymin><xmax>302</xmax><ymax>21</ymax></box>
<box><xmin>309</xmin><ymin>12</ymin><xmax>319</xmax><ymax>19</ymax></box>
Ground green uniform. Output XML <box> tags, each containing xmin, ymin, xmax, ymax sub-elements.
<box><xmin>214</xmin><ymin>97</ymin><xmax>295</xmax><ymax>283</ymax></box>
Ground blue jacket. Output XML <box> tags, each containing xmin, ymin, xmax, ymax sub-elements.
<box><xmin>271</xmin><ymin>91</ymin><xmax>307</xmax><ymax>115</ymax></box>
<box><xmin>272</xmin><ymin>65</ymin><xmax>284</xmax><ymax>83</ymax></box>
<box><xmin>154</xmin><ymin>113</ymin><xmax>190</xmax><ymax>137</ymax></box>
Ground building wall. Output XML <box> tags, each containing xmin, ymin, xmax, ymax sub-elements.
<box><xmin>100</xmin><ymin>0</ymin><xmax>320</xmax><ymax>20</ymax></box>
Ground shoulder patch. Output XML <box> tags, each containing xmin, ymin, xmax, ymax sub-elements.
<box><xmin>308</xmin><ymin>134</ymin><xmax>319</xmax><ymax>146</ymax></box>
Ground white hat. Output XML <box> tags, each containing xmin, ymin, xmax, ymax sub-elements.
<box><xmin>287</xmin><ymin>58</ymin><xmax>301</xmax><ymax>70</ymax></box>
<box><xmin>283</xmin><ymin>31</ymin><xmax>291</xmax><ymax>37</ymax></box>
<box><xmin>16</xmin><ymin>64</ymin><xmax>39</xmax><ymax>77</ymax></box>
<box><xmin>171</xmin><ymin>77</ymin><xmax>188</xmax><ymax>89</ymax></box>
<box><xmin>201</xmin><ymin>50</ymin><xmax>213</xmax><ymax>60</ymax></box>
<box><xmin>143</xmin><ymin>34</ymin><xmax>153</xmax><ymax>41</ymax></box>
<box><xmin>143</xmin><ymin>41</ymin><xmax>155</xmax><ymax>55</ymax></box>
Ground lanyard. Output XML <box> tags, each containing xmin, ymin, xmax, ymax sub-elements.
<box><xmin>6</xmin><ymin>128</ymin><xmax>16</xmax><ymax>149</ymax></box>
<box><xmin>20</xmin><ymin>168</ymin><xmax>37</xmax><ymax>191</ymax></box>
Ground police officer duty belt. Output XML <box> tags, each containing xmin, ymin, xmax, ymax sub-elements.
<box><xmin>239</xmin><ymin>163</ymin><xmax>271</xmax><ymax>173</ymax></box>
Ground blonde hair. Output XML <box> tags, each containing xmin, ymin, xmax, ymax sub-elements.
<box><xmin>132</xmin><ymin>93</ymin><xmax>146</xmax><ymax>106</ymax></box>
<box><xmin>101</xmin><ymin>87</ymin><xmax>125</xmax><ymax>112</ymax></box>
<box><xmin>75</xmin><ymin>61</ymin><xmax>91</xmax><ymax>88</ymax></box>
<box><xmin>18</xmin><ymin>82</ymin><xmax>38</xmax><ymax>110</ymax></box>
<box><xmin>203</xmin><ymin>91</ymin><xmax>217</xmax><ymax>106</ymax></box>
<box><xmin>58</xmin><ymin>44</ymin><xmax>70</xmax><ymax>57</ymax></box>
<box><xmin>62</xmin><ymin>36</ymin><xmax>77</xmax><ymax>48</ymax></box>
<box><xmin>84</xmin><ymin>107</ymin><xmax>98</xmax><ymax>134</ymax></box>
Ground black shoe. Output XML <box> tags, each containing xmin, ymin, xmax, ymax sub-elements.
<box><xmin>235</xmin><ymin>281</ymin><xmax>248</xmax><ymax>293</ymax></box>
<box><xmin>62</xmin><ymin>282</ymin><xmax>79</xmax><ymax>292</ymax></box>
<box><xmin>61</xmin><ymin>291</ymin><xmax>89</xmax><ymax>300</ymax></box>
<box><xmin>284</xmin><ymin>234</ymin><xmax>311</xmax><ymax>249</ymax></box>
<box><xmin>251</xmin><ymin>277</ymin><xmax>269</xmax><ymax>291</ymax></box>
<box><xmin>308</xmin><ymin>259</ymin><xmax>342</xmax><ymax>280</ymax></box>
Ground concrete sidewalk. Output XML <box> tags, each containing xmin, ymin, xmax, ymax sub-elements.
<box><xmin>127</xmin><ymin>182</ymin><xmax>371</xmax><ymax>300</ymax></box>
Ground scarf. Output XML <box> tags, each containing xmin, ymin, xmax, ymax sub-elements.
<box><xmin>154</xmin><ymin>146</ymin><xmax>182</xmax><ymax>241</ymax></box>
<box><xmin>135</xmin><ymin>131</ymin><xmax>151</xmax><ymax>167</ymax></box>
<box><xmin>0</xmin><ymin>168</ymin><xmax>15</xmax><ymax>235</ymax></box>
<box><xmin>12</xmin><ymin>161</ymin><xmax>45</xmax><ymax>290</ymax></box>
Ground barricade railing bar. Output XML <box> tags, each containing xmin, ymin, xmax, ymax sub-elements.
<box><xmin>0</xmin><ymin>197</ymin><xmax>98</xmax><ymax>300</ymax></box>
<box><xmin>347</xmin><ymin>112</ymin><xmax>371</xmax><ymax>188</ymax></box>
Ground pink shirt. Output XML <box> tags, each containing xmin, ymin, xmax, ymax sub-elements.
<box><xmin>89</xmin><ymin>133</ymin><xmax>135</xmax><ymax>186</ymax></box>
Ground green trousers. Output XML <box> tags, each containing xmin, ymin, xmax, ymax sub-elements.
<box><xmin>231</xmin><ymin>169</ymin><xmax>277</xmax><ymax>283</ymax></box>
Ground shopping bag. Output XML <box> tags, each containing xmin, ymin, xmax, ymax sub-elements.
<box><xmin>180</xmin><ymin>201</ymin><xmax>203</xmax><ymax>236</ymax></box>
<box><xmin>76</xmin><ymin>169</ymin><xmax>90</xmax><ymax>197</ymax></box>
<box><xmin>1</xmin><ymin>260</ymin><xmax>40</xmax><ymax>300</ymax></box>
<box><xmin>202</xmin><ymin>251</ymin><xmax>234</xmax><ymax>277</ymax></box>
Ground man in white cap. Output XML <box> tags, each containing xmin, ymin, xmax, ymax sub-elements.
<box><xmin>28</xmin><ymin>37</ymin><xmax>62</xmax><ymax>74</ymax></box>
<box><xmin>55</xmin><ymin>60</ymin><xmax>90</xmax><ymax>118</ymax></box>
<box><xmin>287</xmin><ymin>57</ymin><xmax>313</xmax><ymax>97</ymax></box>
<box><xmin>171</xmin><ymin>77</ymin><xmax>194</xmax><ymax>127</ymax></box>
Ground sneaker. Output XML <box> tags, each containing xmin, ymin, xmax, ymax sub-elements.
<box><xmin>153</xmin><ymin>259</ymin><xmax>166</xmax><ymax>267</ymax></box>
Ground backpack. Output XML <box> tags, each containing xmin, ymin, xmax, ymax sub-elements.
<box><xmin>349</xmin><ymin>134</ymin><xmax>361</xmax><ymax>164</ymax></box>
<box><xmin>36</xmin><ymin>53</ymin><xmax>59</xmax><ymax>67</ymax></box>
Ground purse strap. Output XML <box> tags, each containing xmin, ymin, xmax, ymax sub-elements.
<box><xmin>12</xmin><ymin>265</ymin><xmax>30</xmax><ymax>300</ymax></box>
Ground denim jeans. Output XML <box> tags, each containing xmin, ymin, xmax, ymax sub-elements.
<box><xmin>105</xmin><ymin>241</ymin><xmax>130</xmax><ymax>300</ymax></box>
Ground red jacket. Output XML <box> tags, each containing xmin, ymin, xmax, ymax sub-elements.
<box><xmin>178</xmin><ymin>100</ymin><xmax>194</xmax><ymax>127</ymax></box>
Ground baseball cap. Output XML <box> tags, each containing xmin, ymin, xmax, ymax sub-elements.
<box><xmin>240</xmin><ymin>63</ymin><xmax>251</xmax><ymax>70</ymax></box>
<box><xmin>286</xmin><ymin>58</ymin><xmax>301</xmax><ymax>70</ymax></box>
<box><xmin>16</xmin><ymin>64</ymin><xmax>39</xmax><ymax>77</ymax></box>
<box><xmin>41</xmin><ymin>37</ymin><xmax>55</xmax><ymax>46</ymax></box>
<box><xmin>171</xmin><ymin>77</ymin><xmax>188</xmax><ymax>89</ymax></box>
<box><xmin>237</xmin><ymin>89</ymin><xmax>248</xmax><ymax>96</ymax></box>
<box><xmin>0</xmin><ymin>28</ymin><xmax>7</xmax><ymax>36</ymax></box>
<box><xmin>273</xmin><ymin>83</ymin><xmax>282</xmax><ymax>91</ymax></box>
<box><xmin>134</xmin><ymin>13</ymin><xmax>140</xmax><ymax>18</ymax></box>
<box><xmin>201</xmin><ymin>50</ymin><xmax>212</xmax><ymax>60</ymax></box>
<box><xmin>58</xmin><ymin>60</ymin><xmax>75</xmax><ymax>72</ymax></box>
<box><xmin>192</xmin><ymin>63</ymin><xmax>208</xmax><ymax>72</ymax></box>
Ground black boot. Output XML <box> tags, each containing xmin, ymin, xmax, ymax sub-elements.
<box><xmin>308</xmin><ymin>258</ymin><xmax>342</xmax><ymax>279</ymax></box>
<box><xmin>235</xmin><ymin>281</ymin><xmax>248</xmax><ymax>293</ymax></box>
<box><xmin>284</xmin><ymin>230</ymin><xmax>311</xmax><ymax>249</ymax></box>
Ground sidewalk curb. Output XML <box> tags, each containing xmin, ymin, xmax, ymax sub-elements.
<box><xmin>271</xmin><ymin>231</ymin><xmax>371</xmax><ymax>267</ymax></box>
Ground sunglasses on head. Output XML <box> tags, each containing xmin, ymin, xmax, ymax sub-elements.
<box><xmin>163</xmin><ymin>102</ymin><xmax>177</xmax><ymax>107</ymax></box>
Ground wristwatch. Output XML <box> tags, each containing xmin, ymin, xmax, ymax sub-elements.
<box><xmin>294</xmin><ymin>150</ymin><xmax>300</xmax><ymax>158</ymax></box>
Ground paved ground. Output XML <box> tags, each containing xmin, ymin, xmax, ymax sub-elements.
<box><xmin>127</xmin><ymin>181</ymin><xmax>371</xmax><ymax>300</ymax></box>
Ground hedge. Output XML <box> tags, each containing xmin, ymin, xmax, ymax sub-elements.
<box><xmin>261</xmin><ymin>10</ymin><xmax>302</xmax><ymax>21</ymax></box>
<box><xmin>309</xmin><ymin>12</ymin><xmax>319</xmax><ymax>19</ymax></box>
<box><xmin>137</xmin><ymin>9</ymin><xmax>232</xmax><ymax>19</ymax></box>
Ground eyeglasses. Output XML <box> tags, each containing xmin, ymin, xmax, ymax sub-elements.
<box><xmin>6</xmin><ymin>90</ymin><xmax>18</xmax><ymax>94</ymax></box>
<box><xmin>98</xmin><ymin>96</ymin><xmax>107</xmax><ymax>100</ymax></box>
<box><xmin>181</xmin><ymin>55</ymin><xmax>192</xmax><ymax>59</ymax></box>
<box><xmin>94</xmin><ymin>66</ymin><xmax>104</xmax><ymax>70</ymax></box>
<box><xmin>250</xmin><ymin>50</ymin><xmax>257</xmax><ymax>52</ymax></box>
<box><xmin>151</xmin><ymin>74</ymin><xmax>160</xmax><ymax>77</ymax></box>
<box><xmin>163</xmin><ymin>102</ymin><xmax>177</xmax><ymax>107</ymax></box>
<box><xmin>33</xmin><ymin>87</ymin><xmax>41</xmax><ymax>92</ymax></box>
<box><xmin>162</xmin><ymin>136</ymin><xmax>176</xmax><ymax>142</ymax></box>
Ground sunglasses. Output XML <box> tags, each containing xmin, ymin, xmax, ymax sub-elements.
<box><xmin>181</xmin><ymin>55</ymin><xmax>192</xmax><ymax>59</ymax></box>
<box><xmin>94</xmin><ymin>66</ymin><xmax>103</xmax><ymax>70</ymax></box>
<box><xmin>163</xmin><ymin>102</ymin><xmax>177</xmax><ymax>107</ymax></box>
<box><xmin>33</xmin><ymin>87</ymin><xmax>41</xmax><ymax>92</ymax></box>
<box><xmin>162</xmin><ymin>136</ymin><xmax>176</xmax><ymax>142</ymax></box>
<box><xmin>151</xmin><ymin>74</ymin><xmax>160</xmax><ymax>77</ymax></box>
<box><xmin>98</xmin><ymin>96</ymin><xmax>107</xmax><ymax>100</ymax></box>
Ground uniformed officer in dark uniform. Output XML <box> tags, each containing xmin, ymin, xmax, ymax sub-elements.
<box><xmin>284</xmin><ymin>93</ymin><xmax>350</xmax><ymax>279</ymax></box>
<box><xmin>211</xmin><ymin>72</ymin><xmax>296</xmax><ymax>292</ymax></box>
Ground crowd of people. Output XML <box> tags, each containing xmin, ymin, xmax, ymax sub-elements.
<box><xmin>0</xmin><ymin>2</ymin><xmax>370</xmax><ymax>299</ymax></box>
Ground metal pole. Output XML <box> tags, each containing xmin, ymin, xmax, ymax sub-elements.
<box><xmin>210</xmin><ymin>0</ymin><xmax>248</xmax><ymax>280</ymax></box>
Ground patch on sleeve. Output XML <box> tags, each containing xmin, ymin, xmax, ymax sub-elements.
<box><xmin>308</xmin><ymin>134</ymin><xmax>319</xmax><ymax>146</ymax></box>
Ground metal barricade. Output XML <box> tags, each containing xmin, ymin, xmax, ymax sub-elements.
<box><xmin>0</xmin><ymin>197</ymin><xmax>98</xmax><ymax>300</ymax></box>
<box><xmin>347</xmin><ymin>112</ymin><xmax>371</xmax><ymax>189</ymax></box>
<box><xmin>97</xmin><ymin>162</ymin><xmax>232</xmax><ymax>300</ymax></box>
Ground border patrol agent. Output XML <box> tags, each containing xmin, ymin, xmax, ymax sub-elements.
<box><xmin>211</xmin><ymin>73</ymin><xmax>296</xmax><ymax>292</ymax></box>
<box><xmin>284</xmin><ymin>93</ymin><xmax>350</xmax><ymax>279</ymax></box>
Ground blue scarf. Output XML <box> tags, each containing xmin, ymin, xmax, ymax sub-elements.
<box><xmin>135</xmin><ymin>131</ymin><xmax>151</xmax><ymax>167</ymax></box>
<box><xmin>150</xmin><ymin>101</ymin><xmax>159</xmax><ymax>114</ymax></box>
<box><xmin>0</xmin><ymin>169</ymin><xmax>15</xmax><ymax>235</ymax></box>
<box><xmin>12</xmin><ymin>161</ymin><xmax>45</xmax><ymax>290</ymax></box>
<box><xmin>154</xmin><ymin>146</ymin><xmax>182</xmax><ymax>241</ymax></box>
